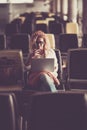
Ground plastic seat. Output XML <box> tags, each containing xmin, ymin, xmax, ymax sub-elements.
<box><xmin>0</xmin><ymin>34</ymin><xmax>6</xmax><ymax>49</ymax></box>
<box><xmin>82</xmin><ymin>34</ymin><xmax>87</xmax><ymax>47</ymax></box>
<box><xmin>54</xmin><ymin>49</ymin><xmax>64</xmax><ymax>89</ymax></box>
<box><xmin>0</xmin><ymin>92</ymin><xmax>22</xmax><ymax>130</ymax></box>
<box><xmin>5</xmin><ymin>22</ymin><xmax>20</xmax><ymax>37</ymax></box>
<box><xmin>46</xmin><ymin>33</ymin><xmax>55</xmax><ymax>49</ymax></box>
<box><xmin>66</xmin><ymin>22</ymin><xmax>79</xmax><ymax>34</ymax></box>
<box><xmin>10</xmin><ymin>33</ymin><xmax>30</xmax><ymax>57</ymax></box>
<box><xmin>58</xmin><ymin>33</ymin><xmax>78</xmax><ymax>55</ymax></box>
<box><xmin>58</xmin><ymin>34</ymin><xmax>78</xmax><ymax>88</ymax></box>
<box><xmin>0</xmin><ymin>50</ymin><xmax>24</xmax><ymax>91</ymax></box>
<box><xmin>27</xmin><ymin>91</ymin><xmax>87</xmax><ymax>130</ymax></box>
<box><xmin>67</xmin><ymin>48</ymin><xmax>87</xmax><ymax>89</ymax></box>
<box><xmin>48</xmin><ymin>21</ymin><xmax>64</xmax><ymax>34</ymax></box>
<box><xmin>35</xmin><ymin>22</ymin><xmax>48</xmax><ymax>33</ymax></box>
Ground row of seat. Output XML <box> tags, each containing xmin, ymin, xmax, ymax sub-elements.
<box><xmin>5</xmin><ymin>12</ymin><xmax>66</xmax><ymax>35</ymax></box>
<box><xmin>5</xmin><ymin>10</ymin><xmax>79</xmax><ymax>36</ymax></box>
<box><xmin>0</xmin><ymin>32</ymin><xmax>87</xmax><ymax>90</ymax></box>
<box><xmin>1</xmin><ymin>90</ymin><xmax>87</xmax><ymax>130</ymax></box>
<box><xmin>0</xmin><ymin>32</ymin><xmax>83</xmax><ymax>52</ymax></box>
<box><xmin>0</xmin><ymin>47</ymin><xmax>87</xmax><ymax>91</ymax></box>
<box><xmin>0</xmin><ymin>33</ymin><xmax>79</xmax><ymax>54</ymax></box>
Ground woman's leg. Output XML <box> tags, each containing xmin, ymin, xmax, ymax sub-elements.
<box><xmin>38</xmin><ymin>73</ymin><xmax>57</xmax><ymax>92</ymax></box>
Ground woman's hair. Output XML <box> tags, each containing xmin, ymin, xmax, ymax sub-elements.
<box><xmin>29</xmin><ymin>30</ymin><xmax>51</xmax><ymax>52</ymax></box>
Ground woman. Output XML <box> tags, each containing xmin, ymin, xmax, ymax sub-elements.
<box><xmin>25</xmin><ymin>30</ymin><xmax>60</xmax><ymax>92</ymax></box>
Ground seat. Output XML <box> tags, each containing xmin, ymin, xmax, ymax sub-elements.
<box><xmin>35</xmin><ymin>23</ymin><xmax>48</xmax><ymax>33</ymax></box>
<box><xmin>54</xmin><ymin>49</ymin><xmax>64</xmax><ymax>89</ymax></box>
<box><xmin>15</xmin><ymin>90</ymin><xmax>37</xmax><ymax>130</ymax></box>
<box><xmin>27</xmin><ymin>91</ymin><xmax>87</xmax><ymax>130</ymax></box>
<box><xmin>0</xmin><ymin>50</ymin><xmax>24</xmax><ymax>91</ymax></box>
<box><xmin>21</xmin><ymin>21</ymin><xmax>34</xmax><ymax>35</ymax></box>
<box><xmin>18</xmin><ymin>16</ymin><xmax>26</xmax><ymax>24</ymax></box>
<box><xmin>58</xmin><ymin>33</ymin><xmax>78</xmax><ymax>68</ymax></box>
<box><xmin>67</xmin><ymin>48</ymin><xmax>87</xmax><ymax>89</ymax></box>
<box><xmin>35</xmin><ymin>14</ymin><xmax>44</xmax><ymax>21</ymax></box>
<box><xmin>66</xmin><ymin>22</ymin><xmax>79</xmax><ymax>34</ymax></box>
<box><xmin>5</xmin><ymin>23</ymin><xmax>19</xmax><ymax>37</ymax></box>
<box><xmin>48</xmin><ymin>21</ymin><xmax>64</xmax><ymax>34</ymax></box>
<box><xmin>58</xmin><ymin>33</ymin><xmax>78</xmax><ymax>55</ymax></box>
<box><xmin>82</xmin><ymin>34</ymin><xmax>87</xmax><ymax>47</ymax></box>
<box><xmin>10</xmin><ymin>33</ymin><xmax>30</xmax><ymax>58</ymax></box>
<box><xmin>46</xmin><ymin>17</ymin><xmax>55</xmax><ymax>26</ymax></box>
<box><xmin>58</xmin><ymin>34</ymin><xmax>78</xmax><ymax>88</ymax></box>
<box><xmin>11</xmin><ymin>18</ymin><xmax>23</xmax><ymax>33</ymax></box>
<box><xmin>35</xmin><ymin>20</ymin><xmax>47</xmax><ymax>24</ymax></box>
<box><xmin>0</xmin><ymin>34</ymin><xmax>6</xmax><ymax>49</ymax></box>
<box><xmin>46</xmin><ymin>33</ymin><xmax>55</xmax><ymax>49</ymax></box>
<box><xmin>0</xmin><ymin>92</ymin><xmax>22</xmax><ymax>130</ymax></box>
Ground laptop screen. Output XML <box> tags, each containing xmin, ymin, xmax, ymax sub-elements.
<box><xmin>31</xmin><ymin>58</ymin><xmax>54</xmax><ymax>72</ymax></box>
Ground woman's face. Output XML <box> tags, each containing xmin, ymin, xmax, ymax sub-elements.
<box><xmin>36</xmin><ymin>37</ymin><xmax>45</xmax><ymax>50</ymax></box>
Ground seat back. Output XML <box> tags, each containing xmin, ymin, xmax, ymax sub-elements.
<box><xmin>35</xmin><ymin>20</ymin><xmax>47</xmax><ymax>24</ymax></box>
<box><xmin>0</xmin><ymin>34</ymin><xmax>6</xmax><ymax>49</ymax></box>
<box><xmin>0</xmin><ymin>50</ymin><xmax>24</xmax><ymax>91</ymax></box>
<box><xmin>28</xmin><ymin>92</ymin><xmax>87</xmax><ymax>130</ymax></box>
<box><xmin>82</xmin><ymin>34</ymin><xmax>87</xmax><ymax>47</ymax></box>
<box><xmin>66</xmin><ymin>22</ymin><xmax>79</xmax><ymax>34</ymax></box>
<box><xmin>5</xmin><ymin>23</ymin><xmax>19</xmax><ymax>36</ymax></box>
<box><xmin>58</xmin><ymin>34</ymin><xmax>78</xmax><ymax>54</ymax></box>
<box><xmin>35</xmin><ymin>23</ymin><xmax>48</xmax><ymax>33</ymax></box>
<box><xmin>48</xmin><ymin>21</ymin><xmax>64</xmax><ymax>34</ymax></box>
<box><xmin>0</xmin><ymin>93</ymin><xmax>19</xmax><ymax>130</ymax></box>
<box><xmin>10</xmin><ymin>33</ymin><xmax>30</xmax><ymax>56</ymax></box>
<box><xmin>54</xmin><ymin>49</ymin><xmax>63</xmax><ymax>83</ymax></box>
<box><xmin>67</xmin><ymin>48</ymin><xmax>87</xmax><ymax>89</ymax></box>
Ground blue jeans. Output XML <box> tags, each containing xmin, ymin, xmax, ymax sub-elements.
<box><xmin>38</xmin><ymin>73</ymin><xmax>58</xmax><ymax>92</ymax></box>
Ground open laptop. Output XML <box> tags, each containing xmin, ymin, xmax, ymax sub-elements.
<box><xmin>31</xmin><ymin>58</ymin><xmax>54</xmax><ymax>72</ymax></box>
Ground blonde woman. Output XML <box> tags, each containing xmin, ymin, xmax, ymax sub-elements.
<box><xmin>25</xmin><ymin>30</ymin><xmax>60</xmax><ymax>92</ymax></box>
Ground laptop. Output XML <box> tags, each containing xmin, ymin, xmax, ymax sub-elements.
<box><xmin>31</xmin><ymin>58</ymin><xmax>54</xmax><ymax>72</ymax></box>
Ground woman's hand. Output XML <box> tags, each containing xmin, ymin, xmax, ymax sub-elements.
<box><xmin>32</xmin><ymin>49</ymin><xmax>43</xmax><ymax>58</ymax></box>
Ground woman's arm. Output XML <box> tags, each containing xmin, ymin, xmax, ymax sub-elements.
<box><xmin>45</xmin><ymin>49</ymin><xmax>58</xmax><ymax>77</ymax></box>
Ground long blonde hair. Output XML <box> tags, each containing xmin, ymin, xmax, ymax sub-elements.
<box><xmin>29</xmin><ymin>30</ymin><xmax>51</xmax><ymax>52</ymax></box>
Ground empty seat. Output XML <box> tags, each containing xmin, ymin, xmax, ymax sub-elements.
<box><xmin>66</xmin><ymin>22</ymin><xmax>79</xmax><ymax>34</ymax></box>
<box><xmin>5</xmin><ymin>23</ymin><xmax>20</xmax><ymax>36</ymax></box>
<box><xmin>67</xmin><ymin>48</ymin><xmax>87</xmax><ymax>89</ymax></box>
<box><xmin>82</xmin><ymin>34</ymin><xmax>87</xmax><ymax>47</ymax></box>
<box><xmin>35</xmin><ymin>23</ymin><xmax>48</xmax><ymax>33</ymax></box>
<box><xmin>21</xmin><ymin>21</ymin><xmax>34</xmax><ymax>35</ymax></box>
<box><xmin>35</xmin><ymin>20</ymin><xmax>47</xmax><ymax>24</ymax></box>
<box><xmin>48</xmin><ymin>21</ymin><xmax>64</xmax><ymax>34</ymax></box>
<box><xmin>58</xmin><ymin>33</ymin><xmax>78</xmax><ymax>55</ymax></box>
<box><xmin>10</xmin><ymin>33</ymin><xmax>30</xmax><ymax>57</ymax></box>
<box><xmin>46</xmin><ymin>17</ymin><xmax>55</xmax><ymax>25</ymax></box>
<box><xmin>0</xmin><ymin>92</ymin><xmax>21</xmax><ymax>130</ymax></box>
<box><xmin>58</xmin><ymin>34</ymin><xmax>79</xmax><ymax>87</ymax></box>
<box><xmin>27</xmin><ymin>91</ymin><xmax>87</xmax><ymax>130</ymax></box>
<box><xmin>0</xmin><ymin>34</ymin><xmax>6</xmax><ymax>49</ymax></box>
<box><xmin>0</xmin><ymin>50</ymin><xmax>24</xmax><ymax>91</ymax></box>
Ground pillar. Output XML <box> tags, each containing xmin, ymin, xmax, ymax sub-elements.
<box><xmin>61</xmin><ymin>0</ymin><xmax>68</xmax><ymax>20</ymax></box>
<box><xmin>68</xmin><ymin>0</ymin><xmax>77</xmax><ymax>22</ymax></box>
